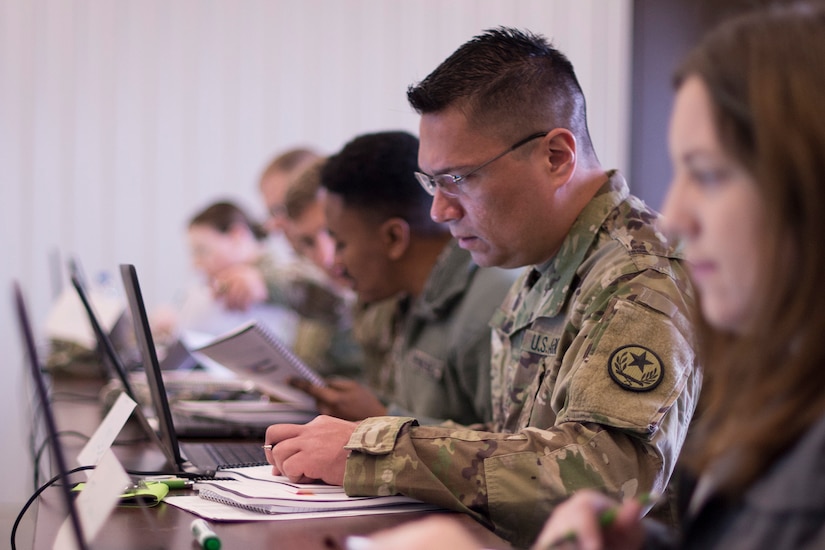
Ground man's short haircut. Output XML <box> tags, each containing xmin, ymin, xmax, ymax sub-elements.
<box><xmin>260</xmin><ymin>147</ymin><xmax>321</xmax><ymax>182</ymax></box>
<box><xmin>284</xmin><ymin>158</ymin><xmax>326</xmax><ymax>221</ymax></box>
<box><xmin>407</xmin><ymin>27</ymin><xmax>594</xmax><ymax>153</ymax></box>
<box><xmin>321</xmin><ymin>131</ymin><xmax>445</xmax><ymax>235</ymax></box>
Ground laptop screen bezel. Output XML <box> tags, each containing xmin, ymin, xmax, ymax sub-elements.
<box><xmin>15</xmin><ymin>282</ymin><xmax>89</xmax><ymax>550</ymax></box>
<box><xmin>118</xmin><ymin>264</ymin><xmax>186</xmax><ymax>472</ymax></box>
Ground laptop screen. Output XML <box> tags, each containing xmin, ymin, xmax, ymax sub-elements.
<box><xmin>70</xmin><ymin>272</ymin><xmax>137</xmax><ymax>398</ymax></box>
<box><xmin>14</xmin><ymin>282</ymin><xmax>89</xmax><ymax>550</ymax></box>
<box><xmin>118</xmin><ymin>264</ymin><xmax>186</xmax><ymax>472</ymax></box>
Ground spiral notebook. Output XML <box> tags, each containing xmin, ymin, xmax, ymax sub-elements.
<box><xmin>191</xmin><ymin>320</ymin><xmax>326</xmax><ymax>409</ymax></box>
<box><xmin>194</xmin><ymin>465</ymin><xmax>438</xmax><ymax>515</ymax></box>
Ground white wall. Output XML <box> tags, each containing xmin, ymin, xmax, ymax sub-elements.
<box><xmin>0</xmin><ymin>0</ymin><xmax>631</xmax><ymax>512</ymax></box>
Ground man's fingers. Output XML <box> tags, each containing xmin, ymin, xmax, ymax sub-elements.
<box><xmin>265</xmin><ymin>423</ymin><xmax>307</xmax><ymax>448</ymax></box>
<box><xmin>279</xmin><ymin>453</ymin><xmax>316</xmax><ymax>483</ymax></box>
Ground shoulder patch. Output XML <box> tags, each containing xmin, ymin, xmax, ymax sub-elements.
<box><xmin>607</xmin><ymin>344</ymin><xmax>664</xmax><ymax>392</ymax></box>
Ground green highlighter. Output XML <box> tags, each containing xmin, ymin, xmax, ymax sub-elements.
<box><xmin>71</xmin><ymin>480</ymin><xmax>170</xmax><ymax>507</ymax></box>
<box><xmin>191</xmin><ymin>518</ymin><xmax>221</xmax><ymax>550</ymax></box>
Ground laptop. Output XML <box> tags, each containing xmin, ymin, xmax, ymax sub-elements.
<box><xmin>70</xmin><ymin>259</ymin><xmax>288</xmax><ymax>441</ymax></box>
<box><xmin>119</xmin><ymin>263</ymin><xmax>271</xmax><ymax>475</ymax></box>
<box><xmin>69</xmin><ymin>269</ymin><xmax>165</xmax><ymax>448</ymax></box>
<box><xmin>15</xmin><ymin>283</ymin><xmax>89</xmax><ymax>550</ymax></box>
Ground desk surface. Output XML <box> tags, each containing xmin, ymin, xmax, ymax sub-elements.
<box><xmin>32</xmin><ymin>377</ymin><xmax>512</xmax><ymax>550</ymax></box>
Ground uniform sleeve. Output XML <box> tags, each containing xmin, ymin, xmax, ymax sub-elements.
<box><xmin>344</xmin><ymin>268</ymin><xmax>700</xmax><ymax>548</ymax></box>
<box><xmin>344</xmin><ymin>419</ymin><xmax>656</xmax><ymax>547</ymax></box>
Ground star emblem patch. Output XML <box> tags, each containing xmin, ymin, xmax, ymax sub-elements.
<box><xmin>607</xmin><ymin>345</ymin><xmax>664</xmax><ymax>392</ymax></box>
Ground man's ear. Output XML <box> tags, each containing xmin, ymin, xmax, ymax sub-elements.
<box><xmin>379</xmin><ymin>218</ymin><xmax>411</xmax><ymax>261</ymax></box>
<box><xmin>542</xmin><ymin>128</ymin><xmax>577</xmax><ymax>184</ymax></box>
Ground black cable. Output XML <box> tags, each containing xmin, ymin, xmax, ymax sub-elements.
<box><xmin>10</xmin><ymin>465</ymin><xmax>95</xmax><ymax>550</ymax></box>
<box><xmin>32</xmin><ymin>431</ymin><xmax>90</xmax><ymax>490</ymax></box>
<box><xmin>11</xmin><ymin>463</ymin><xmax>220</xmax><ymax>550</ymax></box>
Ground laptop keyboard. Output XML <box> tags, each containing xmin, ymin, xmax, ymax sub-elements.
<box><xmin>203</xmin><ymin>441</ymin><xmax>267</xmax><ymax>468</ymax></box>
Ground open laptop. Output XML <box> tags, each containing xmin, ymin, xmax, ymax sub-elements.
<box><xmin>15</xmin><ymin>283</ymin><xmax>89</xmax><ymax>550</ymax></box>
<box><xmin>69</xmin><ymin>269</ymin><xmax>166</xmax><ymax>448</ymax></box>
<box><xmin>119</xmin><ymin>263</ymin><xmax>271</xmax><ymax>475</ymax></box>
<box><xmin>69</xmin><ymin>258</ymin><xmax>291</xmax><ymax>441</ymax></box>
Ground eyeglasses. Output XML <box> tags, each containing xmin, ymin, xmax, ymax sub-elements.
<box><xmin>415</xmin><ymin>131</ymin><xmax>549</xmax><ymax>198</ymax></box>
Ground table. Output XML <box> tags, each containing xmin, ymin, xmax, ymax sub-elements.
<box><xmin>30</xmin><ymin>377</ymin><xmax>513</xmax><ymax>549</ymax></box>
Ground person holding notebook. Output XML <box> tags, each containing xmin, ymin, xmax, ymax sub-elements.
<box><xmin>277</xmin><ymin>156</ymin><xmax>365</xmax><ymax>380</ymax></box>
<box><xmin>290</xmin><ymin>130</ymin><xmax>518</xmax><ymax>426</ymax></box>
<box><xmin>156</xmin><ymin>200</ymin><xmax>299</xmax><ymax>347</ymax></box>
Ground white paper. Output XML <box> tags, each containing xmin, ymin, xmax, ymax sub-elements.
<box><xmin>53</xmin><ymin>450</ymin><xmax>130</xmax><ymax>549</ymax></box>
<box><xmin>77</xmin><ymin>392</ymin><xmax>136</xmax><ymax>478</ymax></box>
<box><xmin>164</xmin><ymin>495</ymin><xmax>435</xmax><ymax>521</ymax></box>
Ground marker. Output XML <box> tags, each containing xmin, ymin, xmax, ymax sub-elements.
<box><xmin>139</xmin><ymin>477</ymin><xmax>194</xmax><ymax>490</ymax></box>
<box><xmin>191</xmin><ymin>518</ymin><xmax>221</xmax><ymax>550</ymax></box>
<box><xmin>156</xmin><ymin>478</ymin><xmax>193</xmax><ymax>490</ymax></box>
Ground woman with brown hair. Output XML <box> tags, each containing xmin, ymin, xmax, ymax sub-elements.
<box><xmin>533</xmin><ymin>4</ymin><xmax>825</xmax><ymax>548</ymax></box>
<box><xmin>158</xmin><ymin>199</ymin><xmax>299</xmax><ymax>346</ymax></box>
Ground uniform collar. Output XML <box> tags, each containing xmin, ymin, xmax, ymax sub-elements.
<box><xmin>528</xmin><ymin>170</ymin><xmax>628</xmax><ymax>317</ymax></box>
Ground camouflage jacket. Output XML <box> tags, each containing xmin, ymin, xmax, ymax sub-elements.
<box><xmin>258</xmin><ymin>254</ymin><xmax>364</xmax><ymax>379</ymax></box>
<box><xmin>384</xmin><ymin>240</ymin><xmax>518</xmax><ymax>426</ymax></box>
<box><xmin>342</xmin><ymin>172</ymin><xmax>701</xmax><ymax>548</ymax></box>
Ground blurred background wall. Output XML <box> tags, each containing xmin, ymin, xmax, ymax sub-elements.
<box><xmin>0</xmin><ymin>0</ymin><xmax>633</xmax><ymax>536</ymax></box>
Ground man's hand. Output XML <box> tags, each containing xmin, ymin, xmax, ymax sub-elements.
<box><xmin>290</xmin><ymin>378</ymin><xmax>387</xmax><ymax>421</ymax></box>
<box><xmin>263</xmin><ymin>416</ymin><xmax>357</xmax><ymax>486</ymax></box>
<box><xmin>211</xmin><ymin>264</ymin><xmax>267</xmax><ymax>310</ymax></box>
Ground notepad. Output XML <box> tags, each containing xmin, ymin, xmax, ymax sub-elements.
<box><xmin>194</xmin><ymin>466</ymin><xmax>437</xmax><ymax>514</ymax></box>
<box><xmin>215</xmin><ymin>465</ymin><xmax>342</xmax><ymax>494</ymax></box>
<box><xmin>191</xmin><ymin>320</ymin><xmax>326</xmax><ymax>407</ymax></box>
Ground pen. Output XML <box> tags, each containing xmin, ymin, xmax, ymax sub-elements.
<box><xmin>191</xmin><ymin>518</ymin><xmax>221</xmax><ymax>550</ymax></box>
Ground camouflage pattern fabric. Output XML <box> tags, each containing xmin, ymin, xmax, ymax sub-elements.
<box><xmin>382</xmin><ymin>241</ymin><xmax>519</xmax><ymax>425</ymax></box>
<box><xmin>342</xmin><ymin>172</ymin><xmax>702</xmax><ymax>548</ymax></box>
<box><xmin>258</xmin><ymin>255</ymin><xmax>364</xmax><ymax>379</ymax></box>
<box><xmin>351</xmin><ymin>295</ymin><xmax>399</xmax><ymax>399</ymax></box>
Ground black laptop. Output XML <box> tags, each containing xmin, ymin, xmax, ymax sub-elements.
<box><xmin>15</xmin><ymin>283</ymin><xmax>89</xmax><ymax>550</ymax></box>
<box><xmin>69</xmin><ymin>266</ymin><xmax>252</xmax><ymax>439</ymax></box>
<box><xmin>118</xmin><ymin>264</ymin><xmax>268</xmax><ymax>475</ymax></box>
<box><xmin>70</xmin><ymin>269</ymin><xmax>159</xmax><ymax>433</ymax></box>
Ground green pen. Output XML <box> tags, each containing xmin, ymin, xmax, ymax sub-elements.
<box><xmin>156</xmin><ymin>478</ymin><xmax>194</xmax><ymax>490</ymax></box>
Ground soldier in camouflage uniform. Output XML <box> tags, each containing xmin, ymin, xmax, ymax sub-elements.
<box><xmin>215</xmin><ymin>168</ymin><xmax>365</xmax><ymax>379</ymax></box>
<box><xmin>292</xmin><ymin>131</ymin><xmax>517</xmax><ymax>426</ymax></box>
<box><xmin>265</xmin><ymin>28</ymin><xmax>700</xmax><ymax>548</ymax></box>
